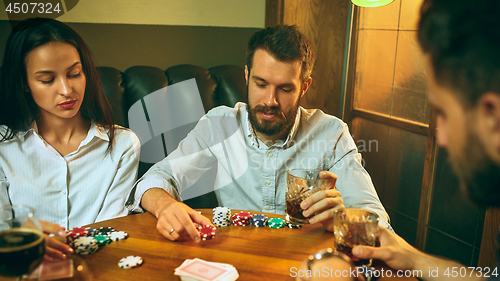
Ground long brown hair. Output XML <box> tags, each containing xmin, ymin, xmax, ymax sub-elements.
<box><xmin>0</xmin><ymin>17</ymin><xmax>115</xmax><ymax>151</ymax></box>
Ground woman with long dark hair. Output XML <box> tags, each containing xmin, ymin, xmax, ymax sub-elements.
<box><xmin>0</xmin><ymin>18</ymin><xmax>140</xmax><ymax>231</ymax></box>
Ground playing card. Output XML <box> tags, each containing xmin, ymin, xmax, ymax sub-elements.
<box><xmin>40</xmin><ymin>259</ymin><xmax>74</xmax><ymax>280</ymax></box>
<box><xmin>176</xmin><ymin>259</ymin><xmax>229</xmax><ymax>281</ymax></box>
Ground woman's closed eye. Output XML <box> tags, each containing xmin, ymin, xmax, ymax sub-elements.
<box><xmin>40</xmin><ymin>78</ymin><xmax>54</xmax><ymax>84</ymax></box>
<box><xmin>69</xmin><ymin>72</ymin><xmax>81</xmax><ymax>78</ymax></box>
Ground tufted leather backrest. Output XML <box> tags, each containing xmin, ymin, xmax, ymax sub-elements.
<box><xmin>99</xmin><ymin>65</ymin><xmax>246</xmax><ymax>125</ymax></box>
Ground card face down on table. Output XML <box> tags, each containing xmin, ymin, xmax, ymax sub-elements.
<box><xmin>175</xmin><ymin>258</ymin><xmax>239</xmax><ymax>281</ymax></box>
<box><xmin>29</xmin><ymin>259</ymin><xmax>74</xmax><ymax>280</ymax></box>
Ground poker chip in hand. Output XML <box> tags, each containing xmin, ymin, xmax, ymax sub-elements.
<box><xmin>197</xmin><ymin>224</ymin><xmax>217</xmax><ymax>240</ymax></box>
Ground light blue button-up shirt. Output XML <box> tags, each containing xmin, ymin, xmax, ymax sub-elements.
<box><xmin>0</xmin><ymin>123</ymin><xmax>140</xmax><ymax>229</ymax></box>
<box><xmin>128</xmin><ymin>102</ymin><xmax>389</xmax><ymax>223</ymax></box>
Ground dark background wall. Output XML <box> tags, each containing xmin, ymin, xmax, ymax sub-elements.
<box><xmin>0</xmin><ymin>20</ymin><xmax>260</xmax><ymax>71</ymax></box>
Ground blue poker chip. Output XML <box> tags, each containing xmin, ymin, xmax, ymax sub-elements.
<box><xmin>86</xmin><ymin>227</ymin><xmax>97</xmax><ymax>236</ymax></box>
<box><xmin>251</xmin><ymin>214</ymin><xmax>268</xmax><ymax>227</ymax></box>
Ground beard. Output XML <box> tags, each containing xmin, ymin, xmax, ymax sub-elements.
<box><xmin>450</xmin><ymin>125</ymin><xmax>500</xmax><ymax>207</ymax></box>
<box><xmin>246</xmin><ymin>88</ymin><xmax>300</xmax><ymax>137</ymax></box>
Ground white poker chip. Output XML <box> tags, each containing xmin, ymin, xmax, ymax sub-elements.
<box><xmin>73</xmin><ymin>237</ymin><xmax>97</xmax><ymax>247</ymax></box>
<box><xmin>213</xmin><ymin>207</ymin><xmax>232</xmax><ymax>227</ymax></box>
<box><xmin>75</xmin><ymin>245</ymin><xmax>99</xmax><ymax>255</ymax></box>
<box><xmin>109</xmin><ymin>231</ymin><xmax>128</xmax><ymax>241</ymax></box>
<box><xmin>118</xmin><ymin>255</ymin><xmax>143</xmax><ymax>269</ymax></box>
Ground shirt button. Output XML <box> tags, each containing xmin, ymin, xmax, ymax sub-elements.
<box><xmin>268</xmin><ymin>152</ymin><xmax>273</xmax><ymax>157</ymax></box>
<box><xmin>266</xmin><ymin>206</ymin><xmax>271</xmax><ymax>210</ymax></box>
<box><xmin>62</xmin><ymin>191</ymin><xmax>67</xmax><ymax>195</ymax></box>
<box><xmin>266</xmin><ymin>180</ymin><xmax>271</xmax><ymax>185</ymax></box>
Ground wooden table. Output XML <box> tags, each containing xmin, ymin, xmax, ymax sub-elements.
<box><xmin>1</xmin><ymin>210</ymin><xmax>417</xmax><ymax>281</ymax></box>
<box><xmin>79</xmin><ymin>210</ymin><xmax>418</xmax><ymax>280</ymax></box>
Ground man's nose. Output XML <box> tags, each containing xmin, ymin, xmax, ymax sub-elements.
<box><xmin>264</xmin><ymin>87</ymin><xmax>279</xmax><ymax>107</ymax></box>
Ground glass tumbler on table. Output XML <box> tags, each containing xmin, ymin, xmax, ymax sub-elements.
<box><xmin>286</xmin><ymin>169</ymin><xmax>329</xmax><ymax>225</ymax></box>
<box><xmin>0</xmin><ymin>205</ymin><xmax>45</xmax><ymax>280</ymax></box>
<box><xmin>333</xmin><ymin>208</ymin><xmax>379</xmax><ymax>266</ymax></box>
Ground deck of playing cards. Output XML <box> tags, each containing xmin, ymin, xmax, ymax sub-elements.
<box><xmin>174</xmin><ymin>258</ymin><xmax>239</xmax><ymax>281</ymax></box>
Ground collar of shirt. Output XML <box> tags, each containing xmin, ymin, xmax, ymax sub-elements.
<box><xmin>242</xmin><ymin>104</ymin><xmax>301</xmax><ymax>149</ymax></box>
<box><xmin>17</xmin><ymin>121</ymin><xmax>110</xmax><ymax>149</ymax></box>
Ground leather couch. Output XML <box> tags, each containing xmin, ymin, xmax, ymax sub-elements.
<box><xmin>99</xmin><ymin>64</ymin><xmax>247</xmax><ymax>209</ymax></box>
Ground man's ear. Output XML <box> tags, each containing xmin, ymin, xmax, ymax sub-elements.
<box><xmin>477</xmin><ymin>92</ymin><xmax>500</xmax><ymax>162</ymax></box>
<box><xmin>301</xmin><ymin>77</ymin><xmax>312</xmax><ymax>97</ymax></box>
<box><xmin>244</xmin><ymin>65</ymin><xmax>249</xmax><ymax>85</ymax></box>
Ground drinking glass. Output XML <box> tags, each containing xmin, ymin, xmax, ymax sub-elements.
<box><xmin>333</xmin><ymin>208</ymin><xmax>379</xmax><ymax>266</ymax></box>
<box><xmin>0</xmin><ymin>205</ymin><xmax>45</xmax><ymax>280</ymax></box>
<box><xmin>286</xmin><ymin>169</ymin><xmax>329</xmax><ymax>224</ymax></box>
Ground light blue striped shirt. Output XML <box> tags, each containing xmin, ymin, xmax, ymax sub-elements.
<box><xmin>0</xmin><ymin>123</ymin><xmax>140</xmax><ymax>229</ymax></box>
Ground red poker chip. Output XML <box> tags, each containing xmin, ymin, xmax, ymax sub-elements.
<box><xmin>232</xmin><ymin>212</ymin><xmax>252</xmax><ymax>226</ymax></box>
<box><xmin>197</xmin><ymin>225</ymin><xmax>216</xmax><ymax>240</ymax></box>
<box><xmin>66</xmin><ymin>227</ymin><xmax>89</xmax><ymax>245</ymax></box>
<box><xmin>233</xmin><ymin>220</ymin><xmax>249</xmax><ymax>226</ymax></box>
<box><xmin>233</xmin><ymin>211</ymin><xmax>252</xmax><ymax>219</ymax></box>
<box><xmin>69</xmin><ymin>227</ymin><xmax>89</xmax><ymax>235</ymax></box>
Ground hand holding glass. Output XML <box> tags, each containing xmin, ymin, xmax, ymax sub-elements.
<box><xmin>286</xmin><ymin>169</ymin><xmax>329</xmax><ymax>224</ymax></box>
<box><xmin>333</xmin><ymin>208</ymin><xmax>378</xmax><ymax>266</ymax></box>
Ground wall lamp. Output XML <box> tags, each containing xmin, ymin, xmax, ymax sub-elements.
<box><xmin>351</xmin><ymin>0</ymin><xmax>395</xmax><ymax>7</ymax></box>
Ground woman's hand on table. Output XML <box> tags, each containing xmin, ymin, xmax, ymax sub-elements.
<box><xmin>39</xmin><ymin>220</ymin><xmax>74</xmax><ymax>260</ymax></box>
<box><xmin>300</xmin><ymin>171</ymin><xmax>344</xmax><ymax>232</ymax></box>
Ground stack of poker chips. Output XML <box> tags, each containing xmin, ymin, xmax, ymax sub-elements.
<box><xmin>251</xmin><ymin>214</ymin><xmax>268</xmax><ymax>227</ymax></box>
<box><xmin>197</xmin><ymin>225</ymin><xmax>217</xmax><ymax>240</ymax></box>
<box><xmin>73</xmin><ymin>236</ymin><xmax>99</xmax><ymax>255</ymax></box>
<box><xmin>93</xmin><ymin>234</ymin><xmax>112</xmax><ymax>247</ymax></box>
<box><xmin>212</xmin><ymin>207</ymin><xmax>232</xmax><ymax>227</ymax></box>
<box><xmin>66</xmin><ymin>227</ymin><xmax>89</xmax><ymax>246</ymax></box>
<box><xmin>267</xmin><ymin>218</ymin><xmax>286</xmax><ymax>229</ymax></box>
<box><xmin>65</xmin><ymin>226</ymin><xmax>130</xmax><ymax>255</ymax></box>
<box><xmin>232</xmin><ymin>211</ymin><xmax>253</xmax><ymax>226</ymax></box>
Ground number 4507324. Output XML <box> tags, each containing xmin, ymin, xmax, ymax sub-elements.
<box><xmin>5</xmin><ymin>3</ymin><xmax>61</xmax><ymax>14</ymax></box>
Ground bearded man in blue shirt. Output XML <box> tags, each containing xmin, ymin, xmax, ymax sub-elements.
<box><xmin>127</xmin><ymin>25</ymin><xmax>389</xmax><ymax>242</ymax></box>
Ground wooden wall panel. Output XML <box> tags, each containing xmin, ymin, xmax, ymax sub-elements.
<box><xmin>479</xmin><ymin>208</ymin><xmax>500</xmax><ymax>267</ymax></box>
<box><xmin>265</xmin><ymin>0</ymin><xmax>284</xmax><ymax>28</ymax></box>
<box><xmin>282</xmin><ymin>0</ymin><xmax>350</xmax><ymax>117</ymax></box>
